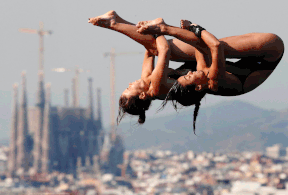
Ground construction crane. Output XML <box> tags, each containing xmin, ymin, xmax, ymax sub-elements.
<box><xmin>103</xmin><ymin>48</ymin><xmax>143</xmax><ymax>142</ymax></box>
<box><xmin>19</xmin><ymin>22</ymin><xmax>52</xmax><ymax>72</ymax></box>
<box><xmin>52</xmin><ymin>66</ymin><xmax>91</xmax><ymax>107</ymax></box>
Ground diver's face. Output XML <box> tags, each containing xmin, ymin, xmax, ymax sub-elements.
<box><xmin>177</xmin><ymin>70</ymin><xmax>207</xmax><ymax>87</ymax></box>
<box><xmin>121</xmin><ymin>79</ymin><xmax>149</xmax><ymax>98</ymax></box>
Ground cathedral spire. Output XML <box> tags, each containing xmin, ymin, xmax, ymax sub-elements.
<box><xmin>42</xmin><ymin>83</ymin><xmax>51</xmax><ymax>173</ymax></box>
<box><xmin>36</xmin><ymin>70</ymin><xmax>45</xmax><ymax>107</ymax></box>
<box><xmin>17</xmin><ymin>71</ymin><xmax>29</xmax><ymax>175</ymax></box>
<box><xmin>88</xmin><ymin>78</ymin><xmax>94</xmax><ymax>120</ymax></box>
<box><xmin>33</xmin><ymin>70</ymin><xmax>46</xmax><ymax>173</ymax></box>
<box><xmin>64</xmin><ymin>89</ymin><xmax>69</xmax><ymax>107</ymax></box>
<box><xmin>96</xmin><ymin>88</ymin><xmax>102</xmax><ymax>129</ymax></box>
<box><xmin>8</xmin><ymin>83</ymin><xmax>18</xmax><ymax>177</ymax></box>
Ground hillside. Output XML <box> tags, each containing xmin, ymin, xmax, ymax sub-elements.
<box><xmin>117</xmin><ymin>100</ymin><xmax>288</xmax><ymax>153</ymax></box>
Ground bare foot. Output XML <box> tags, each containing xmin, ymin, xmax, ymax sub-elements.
<box><xmin>136</xmin><ymin>18</ymin><xmax>166</xmax><ymax>34</ymax></box>
<box><xmin>88</xmin><ymin>10</ymin><xmax>117</xmax><ymax>28</ymax></box>
<box><xmin>180</xmin><ymin>20</ymin><xmax>192</xmax><ymax>30</ymax></box>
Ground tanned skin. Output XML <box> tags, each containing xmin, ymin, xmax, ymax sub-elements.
<box><xmin>88</xmin><ymin>10</ymin><xmax>284</xmax><ymax>99</ymax></box>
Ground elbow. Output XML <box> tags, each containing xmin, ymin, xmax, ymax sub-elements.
<box><xmin>211</xmin><ymin>40</ymin><xmax>220</xmax><ymax>49</ymax></box>
<box><xmin>158</xmin><ymin>45</ymin><xmax>171</xmax><ymax>56</ymax></box>
<box><xmin>209</xmin><ymin>41</ymin><xmax>221</xmax><ymax>53</ymax></box>
<box><xmin>158</xmin><ymin>45</ymin><xmax>170</xmax><ymax>54</ymax></box>
<box><xmin>157</xmin><ymin>41</ymin><xmax>171</xmax><ymax>54</ymax></box>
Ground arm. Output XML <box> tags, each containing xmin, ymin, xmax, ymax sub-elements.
<box><xmin>133</xmin><ymin>18</ymin><xmax>225</xmax><ymax>91</ymax></box>
<box><xmin>140</xmin><ymin>50</ymin><xmax>155</xmax><ymax>80</ymax></box>
<box><xmin>176</xmin><ymin>23</ymin><xmax>225</xmax><ymax>91</ymax></box>
<box><xmin>140</xmin><ymin>36</ymin><xmax>171</xmax><ymax>97</ymax></box>
<box><xmin>200</xmin><ymin>30</ymin><xmax>225</xmax><ymax>91</ymax></box>
<box><xmin>149</xmin><ymin>35</ymin><xmax>171</xmax><ymax>96</ymax></box>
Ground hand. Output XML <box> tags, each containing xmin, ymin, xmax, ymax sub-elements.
<box><xmin>208</xmin><ymin>79</ymin><xmax>218</xmax><ymax>92</ymax></box>
<box><xmin>207</xmin><ymin>68</ymin><xmax>219</xmax><ymax>92</ymax></box>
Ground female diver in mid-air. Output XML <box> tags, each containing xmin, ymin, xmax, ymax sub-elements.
<box><xmin>88</xmin><ymin>11</ymin><xmax>284</xmax><ymax>133</ymax></box>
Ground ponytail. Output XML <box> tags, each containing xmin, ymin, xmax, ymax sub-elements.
<box><xmin>138</xmin><ymin>111</ymin><xmax>146</xmax><ymax>124</ymax></box>
<box><xmin>118</xmin><ymin>95</ymin><xmax>151</xmax><ymax>125</ymax></box>
<box><xmin>193</xmin><ymin>102</ymin><xmax>201</xmax><ymax>135</ymax></box>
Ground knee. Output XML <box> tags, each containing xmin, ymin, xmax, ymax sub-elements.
<box><xmin>262</xmin><ymin>33</ymin><xmax>284</xmax><ymax>61</ymax></box>
<box><xmin>274</xmin><ymin>34</ymin><xmax>285</xmax><ymax>53</ymax></box>
<box><xmin>266</xmin><ymin>33</ymin><xmax>284</xmax><ymax>50</ymax></box>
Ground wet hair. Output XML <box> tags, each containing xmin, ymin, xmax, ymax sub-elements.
<box><xmin>159</xmin><ymin>80</ymin><xmax>206</xmax><ymax>134</ymax></box>
<box><xmin>117</xmin><ymin>95</ymin><xmax>152</xmax><ymax>125</ymax></box>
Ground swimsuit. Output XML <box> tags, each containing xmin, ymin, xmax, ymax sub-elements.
<box><xmin>169</xmin><ymin>50</ymin><xmax>284</xmax><ymax>85</ymax></box>
<box><xmin>227</xmin><ymin>50</ymin><xmax>284</xmax><ymax>85</ymax></box>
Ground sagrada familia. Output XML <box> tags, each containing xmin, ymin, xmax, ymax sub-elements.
<box><xmin>7</xmin><ymin>69</ymin><xmax>124</xmax><ymax>178</ymax></box>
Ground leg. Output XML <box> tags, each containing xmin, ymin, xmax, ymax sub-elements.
<box><xmin>137</xmin><ymin>18</ymin><xmax>284</xmax><ymax>67</ymax></box>
<box><xmin>243</xmin><ymin>70</ymin><xmax>273</xmax><ymax>93</ymax></box>
<box><xmin>180</xmin><ymin>22</ymin><xmax>284</xmax><ymax>63</ymax></box>
<box><xmin>137</xmin><ymin>19</ymin><xmax>283</xmax><ymax>95</ymax></box>
<box><xmin>137</xmin><ymin>18</ymin><xmax>210</xmax><ymax>55</ymax></box>
<box><xmin>220</xmin><ymin>33</ymin><xmax>284</xmax><ymax>62</ymax></box>
<box><xmin>220</xmin><ymin>33</ymin><xmax>283</xmax><ymax>94</ymax></box>
<box><xmin>88</xmin><ymin>10</ymin><xmax>134</xmax><ymax>26</ymax></box>
<box><xmin>88</xmin><ymin>10</ymin><xmax>157</xmax><ymax>54</ymax></box>
<box><xmin>216</xmin><ymin>72</ymin><xmax>243</xmax><ymax>95</ymax></box>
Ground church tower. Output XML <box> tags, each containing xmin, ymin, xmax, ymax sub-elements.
<box><xmin>16</xmin><ymin>71</ymin><xmax>29</xmax><ymax>175</ymax></box>
<box><xmin>42</xmin><ymin>83</ymin><xmax>51</xmax><ymax>173</ymax></box>
<box><xmin>33</xmin><ymin>71</ymin><xmax>45</xmax><ymax>173</ymax></box>
<box><xmin>8</xmin><ymin>83</ymin><xmax>18</xmax><ymax>177</ymax></box>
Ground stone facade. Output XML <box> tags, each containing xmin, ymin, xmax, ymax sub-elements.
<box><xmin>7</xmin><ymin>71</ymin><xmax>113</xmax><ymax>177</ymax></box>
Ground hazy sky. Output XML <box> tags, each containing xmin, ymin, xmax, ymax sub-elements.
<box><xmin>1</xmin><ymin>0</ymin><xmax>288</xmax><ymax>137</ymax></box>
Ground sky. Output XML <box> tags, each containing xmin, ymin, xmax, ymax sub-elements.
<box><xmin>0</xmin><ymin>0</ymin><xmax>288</xmax><ymax>138</ymax></box>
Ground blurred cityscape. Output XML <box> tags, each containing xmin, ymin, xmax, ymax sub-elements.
<box><xmin>1</xmin><ymin>144</ymin><xmax>288</xmax><ymax>194</ymax></box>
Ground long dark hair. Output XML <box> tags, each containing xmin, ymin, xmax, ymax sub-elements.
<box><xmin>159</xmin><ymin>80</ymin><xmax>206</xmax><ymax>134</ymax></box>
<box><xmin>117</xmin><ymin>95</ymin><xmax>152</xmax><ymax>125</ymax></box>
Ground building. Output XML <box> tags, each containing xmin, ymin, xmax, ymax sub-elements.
<box><xmin>7</xmin><ymin>69</ymin><xmax>124</xmax><ymax>178</ymax></box>
<box><xmin>266</xmin><ymin>144</ymin><xmax>286</xmax><ymax>159</ymax></box>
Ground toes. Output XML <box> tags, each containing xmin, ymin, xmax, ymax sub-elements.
<box><xmin>180</xmin><ymin>20</ymin><xmax>184</xmax><ymax>28</ymax></box>
<box><xmin>88</xmin><ymin>18</ymin><xmax>99</xmax><ymax>25</ymax></box>
<box><xmin>136</xmin><ymin>21</ymin><xmax>142</xmax><ymax>28</ymax></box>
<box><xmin>93</xmin><ymin>19</ymin><xmax>99</xmax><ymax>25</ymax></box>
<box><xmin>180</xmin><ymin>20</ymin><xmax>192</xmax><ymax>30</ymax></box>
<box><xmin>137</xmin><ymin>26</ymin><xmax>148</xmax><ymax>34</ymax></box>
<box><xmin>136</xmin><ymin>27</ymin><xmax>143</xmax><ymax>33</ymax></box>
<box><xmin>110</xmin><ymin>19</ymin><xmax>116</xmax><ymax>26</ymax></box>
<box><xmin>88</xmin><ymin>18</ymin><xmax>94</xmax><ymax>23</ymax></box>
<box><xmin>136</xmin><ymin>21</ymin><xmax>147</xmax><ymax>28</ymax></box>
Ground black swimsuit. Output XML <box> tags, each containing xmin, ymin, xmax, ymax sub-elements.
<box><xmin>226</xmin><ymin>51</ymin><xmax>284</xmax><ymax>85</ymax></box>
<box><xmin>169</xmin><ymin>51</ymin><xmax>284</xmax><ymax>85</ymax></box>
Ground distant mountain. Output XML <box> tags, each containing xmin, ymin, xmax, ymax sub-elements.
<box><xmin>117</xmin><ymin>100</ymin><xmax>288</xmax><ymax>153</ymax></box>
